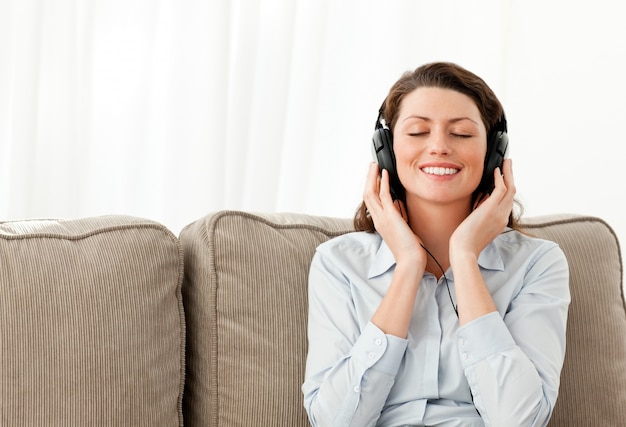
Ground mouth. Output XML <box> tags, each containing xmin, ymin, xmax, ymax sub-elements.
<box><xmin>421</xmin><ymin>166</ymin><xmax>460</xmax><ymax>176</ymax></box>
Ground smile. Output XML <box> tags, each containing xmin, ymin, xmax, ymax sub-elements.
<box><xmin>421</xmin><ymin>167</ymin><xmax>459</xmax><ymax>176</ymax></box>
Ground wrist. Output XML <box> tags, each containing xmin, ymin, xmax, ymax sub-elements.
<box><xmin>449</xmin><ymin>249</ymin><xmax>478</xmax><ymax>270</ymax></box>
<box><xmin>393</xmin><ymin>258</ymin><xmax>424</xmax><ymax>280</ymax></box>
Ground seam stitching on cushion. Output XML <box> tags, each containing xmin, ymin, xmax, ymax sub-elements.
<box><xmin>210</xmin><ymin>210</ymin><xmax>354</xmax><ymax>236</ymax></box>
<box><xmin>204</xmin><ymin>212</ymin><xmax>221</xmax><ymax>427</ymax></box>
<box><xmin>0</xmin><ymin>222</ymin><xmax>179</xmax><ymax>243</ymax></box>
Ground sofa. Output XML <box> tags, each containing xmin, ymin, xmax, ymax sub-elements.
<box><xmin>1</xmin><ymin>211</ymin><xmax>625</xmax><ymax>426</ymax></box>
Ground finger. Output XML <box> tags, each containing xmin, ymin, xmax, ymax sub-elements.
<box><xmin>502</xmin><ymin>158</ymin><xmax>515</xmax><ymax>195</ymax></box>
<box><xmin>491</xmin><ymin>163</ymin><xmax>509</xmax><ymax>201</ymax></box>
<box><xmin>493</xmin><ymin>166</ymin><xmax>504</xmax><ymax>192</ymax></box>
<box><xmin>364</xmin><ymin>163</ymin><xmax>380</xmax><ymax>195</ymax></box>
<box><xmin>379</xmin><ymin>169</ymin><xmax>395</xmax><ymax>205</ymax></box>
<box><xmin>363</xmin><ymin>163</ymin><xmax>383</xmax><ymax>214</ymax></box>
<box><xmin>495</xmin><ymin>159</ymin><xmax>516</xmax><ymax>203</ymax></box>
<box><xmin>395</xmin><ymin>199</ymin><xmax>408</xmax><ymax>222</ymax></box>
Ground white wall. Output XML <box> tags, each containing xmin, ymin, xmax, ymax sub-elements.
<box><xmin>1</xmin><ymin>0</ymin><xmax>624</xmax><ymax>269</ymax></box>
<box><xmin>293</xmin><ymin>2</ymin><xmax>626</xmax><ymax>267</ymax></box>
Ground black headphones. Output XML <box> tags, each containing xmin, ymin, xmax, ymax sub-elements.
<box><xmin>371</xmin><ymin>101</ymin><xmax>509</xmax><ymax>201</ymax></box>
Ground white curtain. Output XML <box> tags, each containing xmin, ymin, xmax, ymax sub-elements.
<box><xmin>1</xmin><ymin>0</ymin><xmax>625</xmax><ymax>247</ymax></box>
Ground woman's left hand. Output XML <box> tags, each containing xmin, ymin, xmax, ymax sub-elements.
<box><xmin>450</xmin><ymin>158</ymin><xmax>516</xmax><ymax>259</ymax></box>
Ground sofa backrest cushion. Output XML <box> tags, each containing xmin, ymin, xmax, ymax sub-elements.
<box><xmin>0</xmin><ymin>215</ymin><xmax>185</xmax><ymax>426</ymax></box>
<box><xmin>179</xmin><ymin>211</ymin><xmax>625</xmax><ymax>426</ymax></box>
<box><xmin>180</xmin><ymin>211</ymin><xmax>353</xmax><ymax>425</ymax></box>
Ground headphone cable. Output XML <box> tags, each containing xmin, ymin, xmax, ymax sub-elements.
<box><xmin>420</xmin><ymin>243</ymin><xmax>458</xmax><ymax>317</ymax></box>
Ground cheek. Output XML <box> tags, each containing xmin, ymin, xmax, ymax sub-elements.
<box><xmin>391</xmin><ymin>142</ymin><xmax>418</xmax><ymax>175</ymax></box>
<box><xmin>474</xmin><ymin>146</ymin><xmax>488</xmax><ymax>169</ymax></box>
<box><xmin>391</xmin><ymin>138</ymin><xmax>418</xmax><ymax>164</ymax></box>
<box><xmin>469</xmin><ymin>145</ymin><xmax>488</xmax><ymax>183</ymax></box>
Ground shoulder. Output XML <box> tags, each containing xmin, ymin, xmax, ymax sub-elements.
<box><xmin>316</xmin><ymin>230</ymin><xmax>383</xmax><ymax>256</ymax></box>
<box><xmin>494</xmin><ymin>229</ymin><xmax>568</xmax><ymax>271</ymax></box>
<box><xmin>484</xmin><ymin>230</ymin><xmax>570</xmax><ymax>304</ymax></box>
<box><xmin>309</xmin><ymin>232</ymin><xmax>382</xmax><ymax>290</ymax></box>
<box><xmin>313</xmin><ymin>231</ymin><xmax>384</xmax><ymax>272</ymax></box>
<box><xmin>496</xmin><ymin>229</ymin><xmax>562</xmax><ymax>255</ymax></box>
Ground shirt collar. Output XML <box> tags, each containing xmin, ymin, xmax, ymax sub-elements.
<box><xmin>367</xmin><ymin>233</ymin><xmax>505</xmax><ymax>279</ymax></box>
<box><xmin>477</xmin><ymin>239</ymin><xmax>505</xmax><ymax>271</ymax></box>
<box><xmin>368</xmin><ymin>238</ymin><xmax>396</xmax><ymax>279</ymax></box>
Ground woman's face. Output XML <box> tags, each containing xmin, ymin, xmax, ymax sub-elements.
<box><xmin>392</xmin><ymin>87</ymin><xmax>487</xmax><ymax>207</ymax></box>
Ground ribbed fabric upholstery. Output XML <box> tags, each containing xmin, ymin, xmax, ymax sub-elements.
<box><xmin>180</xmin><ymin>211</ymin><xmax>625</xmax><ymax>426</ymax></box>
<box><xmin>180</xmin><ymin>211</ymin><xmax>353</xmax><ymax>426</ymax></box>
<box><xmin>522</xmin><ymin>216</ymin><xmax>625</xmax><ymax>426</ymax></box>
<box><xmin>0</xmin><ymin>215</ymin><xmax>185</xmax><ymax>426</ymax></box>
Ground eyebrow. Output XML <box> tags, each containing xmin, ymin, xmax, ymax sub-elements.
<box><xmin>402</xmin><ymin>115</ymin><xmax>479</xmax><ymax>125</ymax></box>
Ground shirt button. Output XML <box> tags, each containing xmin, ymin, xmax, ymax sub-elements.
<box><xmin>375</xmin><ymin>339</ymin><xmax>382</xmax><ymax>346</ymax></box>
<box><xmin>462</xmin><ymin>353</ymin><xmax>468</xmax><ymax>360</ymax></box>
<box><xmin>459</xmin><ymin>338</ymin><xmax>465</xmax><ymax>346</ymax></box>
<box><xmin>368</xmin><ymin>352</ymin><xmax>375</xmax><ymax>359</ymax></box>
<box><xmin>353</xmin><ymin>386</ymin><xmax>360</xmax><ymax>393</ymax></box>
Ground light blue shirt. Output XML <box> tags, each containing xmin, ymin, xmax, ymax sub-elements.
<box><xmin>302</xmin><ymin>228</ymin><xmax>570</xmax><ymax>427</ymax></box>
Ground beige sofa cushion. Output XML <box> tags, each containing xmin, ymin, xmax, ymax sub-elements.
<box><xmin>180</xmin><ymin>211</ymin><xmax>353</xmax><ymax>425</ymax></box>
<box><xmin>179</xmin><ymin>211</ymin><xmax>625</xmax><ymax>426</ymax></box>
<box><xmin>0</xmin><ymin>215</ymin><xmax>185</xmax><ymax>426</ymax></box>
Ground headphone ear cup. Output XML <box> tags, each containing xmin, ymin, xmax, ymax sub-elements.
<box><xmin>372</xmin><ymin>128</ymin><xmax>395</xmax><ymax>174</ymax></box>
<box><xmin>480</xmin><ymin>130</ymin><xmax>509</xmax><ymax>193</ymax></box>
<box><xmin>371</xmin><ymin>128</ymin><xmax>404</xmax><ymax>200</ymax></box>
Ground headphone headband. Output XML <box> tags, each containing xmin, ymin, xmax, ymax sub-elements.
<box><xmin>494</xmin><ymin>114</ymin><xmax>508</xmax><ymax>134</ymax></box>
<box><xmin>375</xmin><ymin>101</ymin><xmax>387</xmax><ymax>130</ymax></box>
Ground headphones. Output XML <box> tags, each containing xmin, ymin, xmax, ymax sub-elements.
<box><xmin>371</xmin><ymin>101</ymin><xmax>509</xmax><ymax>201</ymax></box>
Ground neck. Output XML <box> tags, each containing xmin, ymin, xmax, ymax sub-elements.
<box><xmin>406</xmin><ymin>198</ymin><xmax>471</xmax><ymax>277</ymax></box>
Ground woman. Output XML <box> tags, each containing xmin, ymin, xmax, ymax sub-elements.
<box><xmin>302</xmin><ymin>62</ymin><xmax>570</xmax><ymax>426</ymax></box>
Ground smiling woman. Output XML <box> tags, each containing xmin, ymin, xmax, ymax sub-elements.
<box><xmin>303</xmin><ymin>62</ymin><xmax>570</xmax><ymax>426</ymax></box>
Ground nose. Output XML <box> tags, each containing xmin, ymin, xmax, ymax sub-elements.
<box><xmin>428</xmin><ymin>129</ymin><xmax>452</xmax><ymax>156</ymax></box>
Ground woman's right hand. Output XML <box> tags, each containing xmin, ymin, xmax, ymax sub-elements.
<box><xmin>363</xmin><ymin>163</ymin><xmax>427</xmax><ymax>269</ymax></box>
<box><xmin>364</xmin><ymin>163</ymin><xmax>426</xmax><ymax>337</ymax></box>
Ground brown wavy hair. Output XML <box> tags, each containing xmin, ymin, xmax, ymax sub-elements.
<box><xmin>354</xmin><ymin>62</ymin><xmax>522</xmax><ymax>232</ymax></box>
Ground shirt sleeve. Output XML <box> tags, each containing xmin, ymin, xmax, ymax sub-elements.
<box><xmin>457</xmin><ymin>244</ymin><xmax>571</xmax><ymax>427</ymax></box>
<box><xmin>302</xmin><ymin>250</ymin><xmax>408</xmax><ymax>427</ymax></box>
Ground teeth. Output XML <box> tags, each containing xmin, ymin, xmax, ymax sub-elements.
<box><xmin>422</xmin><ymin>167</ymin><xmax>459</xmax><ymax>176</ymax></box>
